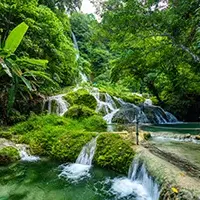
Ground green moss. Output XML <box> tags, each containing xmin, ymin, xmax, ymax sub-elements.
<box><xmin>94</xmin><ymin>133</ymin><xmax>135</xmax><ymax>174</ymax></box>
<box><xmin>64</xmin><ymin>89</ymin><xmax>97</xmax><ymax>110</ymax></box>
<box><xmin>0</xmin><ymin>147</ymin><xmax>20</xmax><ymax>165</ymax></box>
<box><xmin>10</xmin><ymin>114</ymin><xmax>106</xmax><ymax>156</ymax></box>
<box><xmin>51</xmin><ymin>132</ymin><xmax>96</xmax><ymax>162</ymax></box>
<box><xmin>98</xmin><ymin>85</ymin><xmax>145</xmax><ymax>105</ymax></box>
<box><xmin>120</xmin><ymin>94</ymin><xmax>145</xmax><ymax>105</ymax></box>
<box><xmin>65</xmin><ymin>105</ymin><xmax>96</xmax><ymax>119</ymax></box>
<box><xmin>0</xmin><ymin>131</ymin><xmax>12</xmax><ymax>139</ymax></box>
<box><xmin>82</xmin><ymin>115</ymin><xmax>107</xmax><ymax>132</ymax></box>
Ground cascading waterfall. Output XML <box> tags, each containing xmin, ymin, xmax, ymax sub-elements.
<box><xmin>46</xmin><ymin>94</ymin><xmax>69</xmax><ymax>116</ymax></box>
<box><xmin>165</xmin><ymin>111</ymin><xmax>178</xmax><ymax>123</ymax></box>
<box><xmin>110</xmin><ymin>159</ymin><xmax>160</xmax><ymax>200</ymax></box>
<box><xmin>71</xmin><ymin>31</ymin><xmax>88</xmax><ymax>83</ymax></box>
<box><xmin>45</xmin><ymin>86</ymin><xmax>178</xmax><ymax>125</ymax></box>
<box><xmin>90</xmin><ymin>88</ymin><xmax>119</xmax><ymax>124</ymax></box>
<box><xmin>128</xmin><ymin>159</ymin><xmax>160</xmax><ymax>200</ymax></box>
<box><xmin>59</xmin><ymin>137</ymin><xmax>97</xmax><ymax>182</ymax></box>
<box><xmin>72</xmin><ymin>32</ymin><xmax>80</xmax><ymax>60</ymax></box>
<box><xmin>19</xmin><ymin>146</ymin><xmax>40</xmax><ymax>162</ymax></box>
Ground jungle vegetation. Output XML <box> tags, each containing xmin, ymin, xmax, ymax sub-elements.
<box><xmin>0</xmin><ymin>0</ymin><xmax>200</xmax><ymax>124</ymax></box>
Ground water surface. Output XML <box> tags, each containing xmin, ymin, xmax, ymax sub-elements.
<box><xmin>0</xmin><ymin>160</ymin><xmax>145</xmax><ymax>200</ymax></box>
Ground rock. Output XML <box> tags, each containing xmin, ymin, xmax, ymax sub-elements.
<box><xmin>64</xmin><ymin>105</ymin><xmax>96</xmax><ymax>119</ymax></box>
<box><xmin>64</xmin><ymin>89</ymin><xmax>97</xmax><ymax>110</ymax></box>
<box><xmin>183</xmin><ymin>134</ymin><xmax>191</xmax><ymax>139</ymax></box>
<box><xmin>0</xmin><ymin>146</ymin><xmax>20</xmax><ymax>165</ymax></box>
<box><xmin>194</xmin><ymin>135</ymin><xmax>200</xmax><ymax>140</ymax></box>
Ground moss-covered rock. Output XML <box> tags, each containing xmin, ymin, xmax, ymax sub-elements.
<box><xmin>94</xmin><ymin>133</ymin><xmax>135</xmax><ymax>174</ymax></box>
<box><xmin>0</xmin><ymin>147</ymin><xmax>20</xmax><ymax>165</ymax></box>
<box><xmin>64</xmin><ymin>105</ymin><xmax>96</xmax><ymax>119</ymax></box>
<box><xmin>121</xmin><ymin>94</ymin><xmax>145</xmax><ymax>105</ymax></box>
<box><xmin>51</xmin><ymin>132</ymin><xmax>96</xmax><ymax>162</ymax></box>
<box><xmin>64</xmin><ymin>89</ymin><xmax>97</xmax><ymax>110</ymax></box>
<box><xmin>0</xmin><ymin>131</ymin><xmax>12</xmax><ymax>139</ymax></box>
<box><xmin>81</xmin><ymin>115</ymin><xmax>107</xmax><ymax>132</ymax></box>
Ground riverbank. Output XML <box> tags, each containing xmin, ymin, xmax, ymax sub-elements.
<box><xmin>139</xmin><ymin>140</ymin><xmax>200</xmax><ymax>199</ymax></box>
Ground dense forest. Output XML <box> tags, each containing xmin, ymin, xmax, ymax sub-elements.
<box><xmin>0</xmin><ymin>0</ymin><xmax>200</xmax><ymax>124</ymax></box>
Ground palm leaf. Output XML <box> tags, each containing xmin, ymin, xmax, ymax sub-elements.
<box><xmin>20</xmin><ymin>58</ymin><xmax>48</xmax><ymax>66</ymax></box>
<box><xmin>4</xmin><ymin>22</ymin><xmax>29</xmax><ymax>54</ymax></box>
<box><xmin>23</xmin><ymin>71</ymin><xmax>56</xmax><ymax>85</ymax></box>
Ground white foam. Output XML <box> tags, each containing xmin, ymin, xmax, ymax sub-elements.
<box><xmin>111</xmin><ymin>177</ymin><xmax>150</xmax><ymax>200</ymax></box>
<box><xmin>59</xmin><ymin>163</ymin><xmax>91</xmax><ymax>182</ymax></box>
<box><xmin>20</xmin><ymin>149</ymin><xmax>40</xmax><ymax>162</ymax></box>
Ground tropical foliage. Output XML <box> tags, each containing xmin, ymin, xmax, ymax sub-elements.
<box><xmin>0</xmin><ymin>0</ymin><xmax>200</xmax><ymax>123</ymax></box>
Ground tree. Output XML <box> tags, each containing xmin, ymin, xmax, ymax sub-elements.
<box><xmin>100</xmin><ymin>0</ymin><xmax>200</xmax><ymax>121</ymax></box>
<box><xmin>38</xmin><ymin>0</ymin><xmax>83</xmax><ymax>12</ymax></box>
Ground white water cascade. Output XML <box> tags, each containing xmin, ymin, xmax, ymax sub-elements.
<box><xmin>71</xmin><ymin>31</ymin><xmax>88</xmax><ymax>83</ymax></box>
<box><xmin>110</xmin><ymin>159</ymin><xmax>160</xmax><ymax>200</ymax></box>
<box><xmin>19</xmin><ymin>146</ymin><xmax>40</xmax><ymax>162</ymax></box>
<box><xmin>90</xmin><ymin>88</ymin><xmax>119</xmax><ymax>124</ymax></box>
<box><xmin>46</xmin><ymin>94</ymin><xmax>69</xmax><ymax>116</ymax></box>
<box><xmin>59</xmin><ymin>137</ymin><xmax>97</xmax><ymax>182</ymax></box>
<box><xmin>45</xmin><ymin>86</ymin><xmax>178</xmax><ymax>125</ymax></box>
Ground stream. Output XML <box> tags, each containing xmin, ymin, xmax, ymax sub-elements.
<box><xmin>0</xmin><ymin>160</ymin><xmax>159</xmax><ymax>200</ymax></box>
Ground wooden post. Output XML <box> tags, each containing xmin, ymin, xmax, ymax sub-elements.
<box><xmin>136</xmin><ymin>114</ymin><xmax>139</xmax><ymax>145</ymax></box>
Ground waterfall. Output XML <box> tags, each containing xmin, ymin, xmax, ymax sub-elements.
<box><xmin>45</xmin><ymin>86</ymin><xmax>178</xmax><ymax>125</ymax></box>
<box><xmin>71</xmin><ymin>31</ymin><xmax>88</xmax><ymax>83</ymax></box>
<box><xmin>165</xmin><ymin>111</ymin><xmax>179</xmax><ymax>123</ymax></box>
<box><xmin>110</xmin><ymin>159</ymin><xmax>160</xmax><ymax>200</ymax></box>
<box><xmin>90</xmin><ymin>88</ymin><xmax>119</xmax><ymax>124</ymax></box>
<box><xmin>59</xmin><ymin>137</ymin><xmax>97</xmax><ymax>182</ymax></box>
<box><xmin>128</xmin><ymin>159</ymin><xmax>160</xmax><ymax>200</ymax></box>
<box><xmin>19</xmin><ymin>146</ymin><xmax>40</xmax><ymax>162</ymax></box>
<box><xmin>76</xmin><ymin>137</ymin><xmax>97</xmax><ymax>165</ymax></box>
<box><xmin>72</xmin><ymin>32</ymin><xmax>80</xmax><ymax>60</ymax></box>
<box><xmin>46</xmin><ymin>94</ymin><xmax>69</xmax><ymax>116</ymax></box>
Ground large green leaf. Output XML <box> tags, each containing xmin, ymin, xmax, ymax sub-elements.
<box><xmin>4</xmin><ymin>22</ymin><xmax>29</xmax><ymax>54</ymax></box>
<box><xmin>19</xmin><ymin>58</ymin><xmax>48</xmax><ymax>66</ymax></box>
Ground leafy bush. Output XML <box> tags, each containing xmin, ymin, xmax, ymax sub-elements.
<box><xmin>0</xmin><ymin>147</ymin><xmax>20</xmax><ymax>165</ymax></box>
<box><xmin>94</xmin><ymin>133</ymin><xmax>135</xmax><ymax>174</ymax></box>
